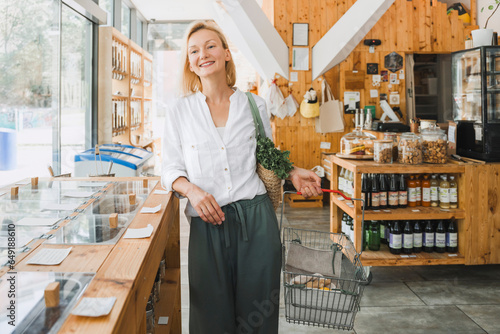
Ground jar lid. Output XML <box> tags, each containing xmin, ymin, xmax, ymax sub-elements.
<box><xmin>421</xmin><ymin>123</ymin><xmax>445</xmax><ymax>134</ymax></box>
<box><xmin>375</xmin><ymin>140</ymin><xmax>393</xmax><ymax>143</ymax></box>
<box><xmin>401</xmin><ymin>132</ymin><xmax>421</xmax><ymax>139</ymax></box>
<box><xmin>383</xmin><ymin>132</ymin><xmax>397</xmax><ymax>136</ymax></box>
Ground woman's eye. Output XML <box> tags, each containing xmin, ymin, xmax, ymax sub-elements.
<box><xmin>208</xmin><ymin>45</ymin><xmax>215</xmax><ymax>49</ymax></box>
<box><xmin>190</xmin><ymin>50</ymin><xmax>198</xmax><ymax>54</ymax></box>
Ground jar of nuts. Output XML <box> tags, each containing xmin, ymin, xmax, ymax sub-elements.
<box><xmin>383</xmin><ymin>132</ymin><xmax>399</xmax><ymax>162</ymax></box>
<box><xmin>398</xmin><ymin>132</ymin><xmax>423</xmax><ymax>165</ymax></box>
<box><xmin>374</xmin><ymin>140</ymin><xmax>394</xmax><ymax>163</ymax></box>
<box><xmin>421</xmin><ymin>123</ymin><xmax>448</xmax><ymax>164</ymax></box>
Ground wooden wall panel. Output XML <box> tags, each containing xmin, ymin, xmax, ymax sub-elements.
<box><xmin>265</xmin><ymin>0</ymin><xmax>476</xmax><ymax>169</ymax></box>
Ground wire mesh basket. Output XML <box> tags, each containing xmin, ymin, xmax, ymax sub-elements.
<box><xmin>282</xmin><ymin>227</ymin><xmax>367</xmax><ymax>330</ymax></box>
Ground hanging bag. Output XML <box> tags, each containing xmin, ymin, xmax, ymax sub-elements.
<box><xmin>315</xmin><ymin>79</ymin><xmax>345</xmax><ymax>133</ymax></box>
<box><xmin>246</xmin><ymin>92</ymin><xmax>286</xmax><ymax>210</ymax></box>
<box><xmin>300</xmin><ymin>88</ymin><xmax>320</xmax><ymax>118</ymax></box>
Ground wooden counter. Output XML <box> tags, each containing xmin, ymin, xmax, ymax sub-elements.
<box><xmin>0</xmin><ymin>177</ymin><xmax>181</xmax><ymax>333</ymax></box>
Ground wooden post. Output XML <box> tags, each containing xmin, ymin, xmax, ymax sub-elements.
<box><xmin>11</xmin><ymin>187</ymin><xmax>18</xmax><ymax>199</ymax></box>
<box><xmin>129</xmin><ymin>193</ymin><xmax>136</xmax><ymax>205</ymax></box>
<box><xmin>45</xmin><ymin>282</ymin><xmax>60</xmax><ymax>308</ymax></box>
<box><xmin>109</xmin><ymin>213</ymin><xmax>118</xmax><ymax>229</ymax></box>
<box><xmin>31</xmin><ymin>177</ymin><xmax>39</xmax><ymax>187</ymax></box>
<box><xmin>143</xmin><ymin>179</ymin><xmax>148</xmax><ymax>188</ymax></box>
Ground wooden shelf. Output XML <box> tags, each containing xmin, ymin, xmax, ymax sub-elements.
<box><xmin>332</xmin><ymin>197</ymin><xmax>465</xmax><ymax>220</ymax></box>
<box><xmin>330</xmin><ymin>156</ymin><xmax>466</xmax><ymax>174</ymax></box>
<box><xmin>361</xmin><ymin>244</ymin><xmax>465</xmax><ymax>266</ymax></box>
<box><xmin>154</xmin><ymin>268</ymin><xmax>181</xmax><ymax>333</ymax></box>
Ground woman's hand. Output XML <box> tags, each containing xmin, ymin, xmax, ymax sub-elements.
<box><xmin>173</xmin><ymin>177</ymin><xmax>225</xmax><ymax>225</ymax></box>
<box><xmin>288</xmin><ymin>167</ymin><xmax>322</xmax><ymax>198</ymax></box>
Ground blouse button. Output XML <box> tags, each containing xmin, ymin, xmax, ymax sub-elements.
<box><xmin>224</xmin><ymin>168</ymin><xmax>228</xmax><ymax>171</ymax></box>
<box><xmin>221</xmin><ymin>147</ymin><xmax>224</xmax><ymax>150</ymax></box>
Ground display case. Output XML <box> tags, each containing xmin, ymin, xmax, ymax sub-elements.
<box><xmin>451</xmin><ymin>46</ymin><xmax>500</xmax><ymax>161</ymax></box>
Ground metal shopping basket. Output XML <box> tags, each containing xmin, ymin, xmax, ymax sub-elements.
<box><xmin>280</xmin><ymin>189</ymin><xmax>367</xmax><ymax>331</ymax></box>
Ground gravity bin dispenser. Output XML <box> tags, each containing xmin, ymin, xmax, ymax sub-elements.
<box><xmin>451</xmin><ymin>46</ymin><xmax>500</xmax><ymax>162</ymax></box>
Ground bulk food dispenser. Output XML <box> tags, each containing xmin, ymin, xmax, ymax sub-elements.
<box><xmin>451</xmin><ymin>46</ymin><xmax>500</xmax><ymax>161</ymax></box>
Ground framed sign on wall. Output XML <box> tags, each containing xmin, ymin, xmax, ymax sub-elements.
<box><xmin>293</xmin><ymin>23</ymin><xmax>309</xmax><ymax>46</ymax></box>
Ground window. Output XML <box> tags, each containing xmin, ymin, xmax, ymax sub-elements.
<box><xmin>121</xmin><ymin>2</ymin><xmax>130</xmax><ymax>38</ymax></box>
<box><xmin>0</xmin><ymin>0</ymin><xmax>94</xmax><ymax>186</ymax></box>
<box><xmin>137</xmin><ymin>19</ymin><xmax>143</xmax><ymax>47</ymax></box>
<box><xmin>99</xmin><ymin>0</ymin><xmax>113</xmax><ymax>26</ymax></box>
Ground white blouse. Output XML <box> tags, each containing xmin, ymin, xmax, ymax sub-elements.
<box><xmin>161</xmin><ymin>88</ymin><xmax>273</xmax><ymax>218</ymax></box>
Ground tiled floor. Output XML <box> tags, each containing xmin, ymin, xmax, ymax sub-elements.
<box><xmin>178</xmin><ymin>199</ymin><xmax>500</xmax><ymax>334</ymax></box>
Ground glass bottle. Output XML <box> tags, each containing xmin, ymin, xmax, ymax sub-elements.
<box><xmin>388</xmin><ymin>174</ymin><xmax>399</xmax><ymax>209</ymax></box>
<box><xmin>398</xmin><ymin>174</ymin><xmax>408</xmax><ymax>208</ymax></box>
<box><xmin>430</xmin><ymin>174</ymin><xmax>439</xmax><ymax>207</ymax></box>
<box><xmin>371</xmin><ymin>174</ymin><xmax>380</xmax><ymax>210</ymax></box>
<box><xmin>423</xmin><ymin>220</ymin><xmax>435</xmax><ymax>253</ymax></box>
<box><xmin>339</xmin><ymin>167</ymin><xmax>346</xmax><ymax>192</ymax></box>
<box><xmin>446</xmin><ymin>219</ymin><xmax>458</xmax><ymax>253</ymax></box>
<box><xmin>421</xmin><ymin>174</ymin><xmax>431</xmax><ymax>207</ymax></box>
<box><xmin>413</xmin><ymin>221</ymin><xmax>423</xmax><ymax>253</ymax></box>
<box><xmin>361</xmin><ymin>173</ymin><xmax>370</xmax><ymax>210</ymax></box>
<box><xmin>435</xmin><ymin>220</ymin><xmax>446</xmax><ymax>253</ymax></box>
<box><xmin>449</xmin><ymin>175</ymin><xmax>458</xmax><ymax>209</ymax></box>
<box><xmin>408</xmin><ymin>175</ymin><xmax>417</xmax><ymax>207</ymax></box>
<box><xmin>342</xmin><ymin>213</ymin><xmax>348</xmax><ymax>235</ymax></box>
<box><xmin>363</xmin><ymin>221</ymin><xmax>371</xmax><ymax>251</ymax></box>
<box><xmin>369</xmin><ymin>221</ymin><xmax>381</xmax><ymax>251</ymax></box>
<box><xmin>403</xmin><ymin>221</ymin><xmax>413</xmax><ymax>254</ymax></box>
<box><xmin>439</xmin><ymin>175</ymin><xmax>450</xmax><ymax>209</ymax></box>
<box><xmin>415</xmin><ymin>175</ymin><xmax>422</xmax><ymax>206</ymax></box>
<box><xmin>380</xmin><ymin>220</ymin><xmax>386</xmax><ymax>244</ymax></box>
<box><xmin>389</xmin><ymin>221</ymin><xmax>402</xmax><ymax>255</ymax></box>
<box><xmin>346</xmin><ymin>170</ymin><xmax>354</xmax><ymax>198</ymax></box>
<box><xmin>379</xmin><ymin>174</ymin><xmax>388</xmax><ymax>209</ymax></box>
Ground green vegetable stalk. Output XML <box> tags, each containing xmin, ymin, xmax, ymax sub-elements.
<box><xmin>256</xmin><ymin>136</ymin><xmax>294</xmax><ymax>179</ymax></box>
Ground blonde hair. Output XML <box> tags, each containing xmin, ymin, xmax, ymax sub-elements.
<box><xmin>179</xmin><ymin>21</ymin><xmax>236</xmax><ymax>96</ymax></box>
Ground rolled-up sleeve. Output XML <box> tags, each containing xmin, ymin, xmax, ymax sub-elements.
<box><xmin>161</xmin><ymin>104</ymin><xmax>188</xmax><ymax>193</ymax></box>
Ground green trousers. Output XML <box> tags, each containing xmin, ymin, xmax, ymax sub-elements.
<box><xmin>189</xmin><ymin>194</ymin><xmax>282</xmax><ymax>334</ymax></box>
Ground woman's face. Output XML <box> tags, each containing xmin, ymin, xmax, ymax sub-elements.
<box><xmin>187</xmin><ymin>29</ymin><xmax>231</xmax><ymax>79</ymax></box>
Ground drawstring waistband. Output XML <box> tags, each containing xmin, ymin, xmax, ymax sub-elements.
<box><xmin>221</xmin><ymin>201</ymin><xmax>249</xmax><ymax>248</ymax></box>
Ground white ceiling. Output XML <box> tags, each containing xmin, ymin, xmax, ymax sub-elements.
<box><xmin>131</xmin><ymin>0</ymin><xmax>263</xmax><ymax>22</ymax></box>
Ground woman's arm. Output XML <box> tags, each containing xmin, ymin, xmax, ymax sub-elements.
<box><xmin>287</xmin><ymin>166</ymin><xmax>322</xmax><ymax>198</ymax></box>
<box><xmin>172</xmin><ymin>177</ymin><xmax>225</xmax><ymax>225</ymax></box>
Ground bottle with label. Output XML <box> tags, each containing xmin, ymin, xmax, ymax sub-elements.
<box><xmin>339</xmin><ymin>167</ymin><xmax>346</xmax><ymax>193</ymax></box>
<box><xmin>388</xmin><ymin>174</ymin><xmax>399</xmax><ymax>209</ymax></box>
<box><xmin>408</xmin><ymin>175</ymin><xmax>417</xmax><ymax>207</ymax></box>
<box><xmin>415</xmin><ymin>175</ymin><xmax>422</xmax><ymax>206</ymax></box>
<box><xmin>435</xmin><ymin>220</ymin><xmax>446</xmax><ymax>253</ymax></box>
<box><xmin>371</xmin><ymin>174</ymin><xmax>380</xmax><ymax>210</ymax></box>
<box><xmin>346</xmin><ymin>215</ymin><xmax>353</xmax><ymax>241</ymax></box>
<box><xmin>380</xmin><ymin>220</ymin><xmax>386</xmax><ymax>244</ymax></box>
<box><xmin>347</xmin><ymin>170</ymin><xmax>354</xmax><ymax>198</ymax></box>
<box><xmin>398</xmin><ymin>174</ymin><xmax>408</xmax><ymax>208</ymax></box>
<box><xmin>369</xmin><ymin>221</ymin><xmax>381</xmax><ymax>251</ymax></box>
<box><xmin>363</xmin><ymin>221</ymin><xmax>371</xmax><ymax>251</ymax></box>
<box><xmin>423</xmin><ymin>220</ymin><xmax>435</xmax><ymax>253</ymax></box>
<box><xmin>449</xmin><ymin>175</ymin><xmax>458</xmax><ymax>209</ymax></box>
<box><xmin>379</xmin><ymin>174</ymin><xmax>388</xmax><ymax>209</ymax></box>
<box><xmin>361</xmin><ymin>173</ymin><xmax>370</xmax><ymax>210</ymax></box>
<box><xmin>446</xmin><ymin>219</ymin><xmax>458</xmax><ymax>253</ymax></box>
<box><xmin>413</xmin><ymin>221</ymin><xmax>423</xmax><ymax>253</ymax></box>
<box><xmin>389</xmin><ymin>221</ymin><xmax>402</xmax><ymax>254</ymax></box>
<box><xmin>430</xmin><ymin>174</ymin><xmax>439</xmax><ymax>207</ymax></box>
<box><xmin>403</xmin><ymin>221</ymin><xmax>414</xmax><ymax>254</ymax></box>
<box><xmin>439</xmin><ymin>174</ymin><xmax>450</xmax><ymax>209</ymax></box>
<box><xmin>421</xmin><ymin>174</ymin><xmax>431</xmax><ymax>207</ymax></box>
<box><xmin>341</xmin><ymin>213</ymin><xmax>348</xmax><ymax>235</ymax></box>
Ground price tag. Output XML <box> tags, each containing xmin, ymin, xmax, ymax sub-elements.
<box><xmin>412</xmin><ymin>209</ymin><xmax>420</xmax><ymax>212</ymax></box>
<box><xmin>400</xmin><ymin>255</ymin><xmax>409</xmax><ymax>258</ymax></box>
<box><xmin>448</xmin><ymin>254</ymin><xmax>458</xmax><ymax>257</ymax></box>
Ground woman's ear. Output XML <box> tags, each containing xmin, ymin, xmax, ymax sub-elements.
<box><xmin>225</xmin><ymin>49</ymin><xmax>231</xmax><ymax>61</ymax></box>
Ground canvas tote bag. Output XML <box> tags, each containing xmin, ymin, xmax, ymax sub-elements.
<box><xmin>315</xmin><ymin>80</ymin><xmax>345</xmax><ymax>133</ymax></box>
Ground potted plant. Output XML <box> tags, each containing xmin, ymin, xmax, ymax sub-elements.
<box><xmin>472</xmin><ymin>0</ymin><xmax>500</xmax><ymax>47</ymax></box>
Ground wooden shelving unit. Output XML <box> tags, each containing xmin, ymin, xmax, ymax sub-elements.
<box><xmin>328</xmin><ymin>154</ymin><xmax>470</xmax><ymax>266</ymax></box>
<box><xmin>98</xmin><ymin>26</ymin><xmax>154</xmax><ymax>151</ymax></box>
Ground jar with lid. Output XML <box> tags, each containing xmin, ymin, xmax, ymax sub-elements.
<box><xmin>398</xmin><ymin>132</ymin><xmax>422</xmax><ymax>164</ymax></box>
<box><xmin>383</xmin><ymin>132</ymin><xmax>398</xmax><ymax>161</ymax></box>
<box><xmin>374</xmin><ymin>140</ymin><xmax>394</xmax><ymax>163</ymax></box>
<box><xmin>421</xmin><ymin>123</ymin><xmax>448</xmax><ymax>164</ymax></box>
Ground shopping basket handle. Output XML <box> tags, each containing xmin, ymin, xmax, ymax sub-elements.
<box><xmin>296</xmin><ymin>189</ymin><xmax>351</xmax><ymax>201</ymax></box>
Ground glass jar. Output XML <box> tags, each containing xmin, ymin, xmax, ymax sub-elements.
<box><xmin>398</xmin><ymin>132</ymin><xmax>422</xmax><ymax>164</ymax></box>
<box><xmin>340</xmin><ymin>128</ymin><xmax>376</xmax><ymax>156</ymax></box>
<box><xmin>421</xmin><ymin>123</ymin><xmax>448</xmax><ymax>164</ymax></box>
<box><xmin>374</xmin><ymin>140</ymin><xmax>394</xmax><ymax>163</ymax></box>
<box><xmin>383</xmin><ymin>132</ymin><xmax>398</xmax><ymax>162</ymax></box>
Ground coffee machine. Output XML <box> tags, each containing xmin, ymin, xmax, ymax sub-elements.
<box><xmin>451</xmin><ymin>46</ymin><xmax>500</xmax><ymax>162</ymax></box>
